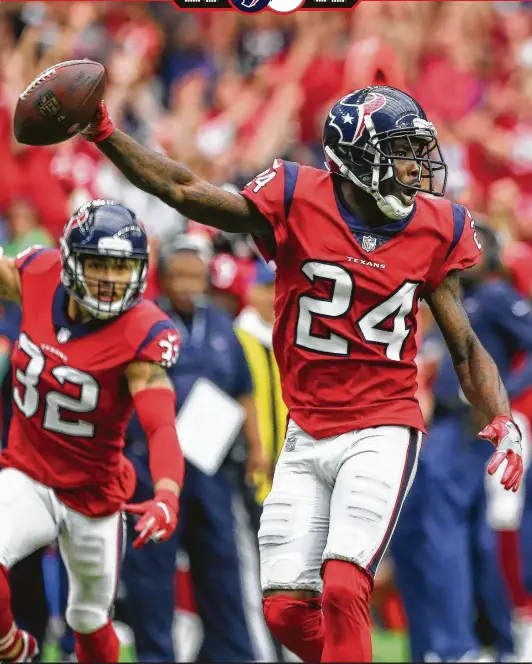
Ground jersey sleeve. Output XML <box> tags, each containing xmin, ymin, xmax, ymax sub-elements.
<box><xmin>14</xmin><ymin>246</ymin><xmax>56</xmax><ymax>274</ymax></box>
<box><xmin>426</xmin><ymin>204</ymin><xmax>482</xmax><ymax>292</ymax></box>
<box><xmin>240</xmin><ymin>159</ymin><xmax>299</xmax><ymax>262</ymax></box>
<box><xmin>15</xmin><ymin>247</ymin><xmax>60</xmax><ymax>307</ymax></box>
<box><xmin>135</xmin><ymin>319</ymin><xmax>181</xmax><ymax>369</ymax></box>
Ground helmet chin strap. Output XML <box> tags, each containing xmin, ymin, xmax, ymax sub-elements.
<box><xmin>325</xmin><ymin>109</ymin><xmax>416</xmax><ymax>222</ymax></box>
<box><xmin>324</xmin><ymin>145</ymin><xmax>413</xmax><ymax>221</ymax></box>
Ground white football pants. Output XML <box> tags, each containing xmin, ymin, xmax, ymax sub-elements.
<box><xmin>0</xmin><ymin>468</ymin><xmax>125</xmax><ymax>633</ymax></box>
<box><xmin>259</xmin><ymin>418</ymin><xmax>422</xmax><ymax>593</ymax></box>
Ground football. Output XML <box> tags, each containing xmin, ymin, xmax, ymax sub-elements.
<box><xmin>13</xmin><ymin>59</ymin><xmax>107</xmax><ymax>146</ymax></box>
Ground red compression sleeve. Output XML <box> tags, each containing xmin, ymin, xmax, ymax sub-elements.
<box><xmin>133</xmin><ymin>387</ymin><xmax>185</xmax><ymax>488</ymax></box>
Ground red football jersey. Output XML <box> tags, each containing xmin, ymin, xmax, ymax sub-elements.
<box><xmin>1</xmin><ymin>248</ymin><xmax>180</xmax><ymax>517</ymax></box>
<box><xmin>241</xmin><ymin>160</ymin><xmax>481</xmax><ymax>438</ymax></box>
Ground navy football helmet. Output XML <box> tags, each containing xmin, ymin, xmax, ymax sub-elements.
<box><xmin>323</xmin><ymin>86</ymin><xmax>447</xmax><ymax>220</ymax></box>
<box><xmin>60</xmin><ymin>200</ymin><xmax>149</xmax><ymax>319</ymax></box>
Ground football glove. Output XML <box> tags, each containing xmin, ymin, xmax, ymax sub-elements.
<box><xmin>479</xmin><ymin>415</ymin><xmax>524</xmax><ymax>492</ymax></box>
<box><xmin>81</xmin><ymin>101</ymin><xmax>115</xmax><ymax>143</ymax></box>
<box><xmin>123</xmin><ymin>489</ymin><xmax>179</xmax><ymax>549</ymax></box>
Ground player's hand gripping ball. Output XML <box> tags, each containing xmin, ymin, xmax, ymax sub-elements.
<box><xmin>479</xmin><ymin>415</ymin><xmax>524</xmax><ymax>492</ymax></box>
<box><xmin>81</xmin><ymin>100</ymin><xmax>115</xmax><ymax>143</ymax></box>
<box><xmin>123</xmin><ymin>489</ymin><xmax>180</xmax><ymax>549</ymax></box>
<box><xmin>13</xmin><ymin>59</ymin><xmax>107</xmax><ymax>146</ymax></box>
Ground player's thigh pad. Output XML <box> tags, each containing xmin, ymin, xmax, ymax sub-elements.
<box><xmin>323</xmin><ymin>426</ymin><xmax>421</xmax><ymax>577</ymax></box>
<box><xmin>0</xmin><ymin>468</ymin><xmax>59</xmax><ymax>568</ymax></box>
<box><xmin>59</xmin><ymin>507</ymin><xmax>125</xmax><ymax>633</ymax></box>
<box><xmin>258</xmin><ymin>419</ymin><xmax>332</xmax><ymax>593</ymax></box>
<box><xmin>485</xmin><ymin>410</ymin><xmax>530</xmax><ymax>530</ymax></box>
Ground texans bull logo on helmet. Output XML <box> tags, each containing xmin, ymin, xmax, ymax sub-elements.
<box><xmin>327</xmin><ymin>92</ymin><xmax>387</xmax><ymax>147</ymax></box>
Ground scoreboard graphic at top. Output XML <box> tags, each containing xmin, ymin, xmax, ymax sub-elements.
<box><xmin>172</xmin><ymin>0</ymin><xmax>359</xmax><ymax>12</ymax></box>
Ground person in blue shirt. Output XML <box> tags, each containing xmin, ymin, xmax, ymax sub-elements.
<box><xmin>121</xmin><ymin>233</ymin><xmax>274</xmax><ymax>663</ymax></box>
<box><xmin>392</xmin><ymin>222</ymin><xmax>532</xmax><ymax>662</ymax></box>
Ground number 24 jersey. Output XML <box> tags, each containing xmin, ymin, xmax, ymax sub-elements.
<box><xmin>240</xmin><ymin>160</ymin><xmax>481</xmax><ymax>439</ymax></box>
<box><xmin>1</xmin><ymin>248</ymin><xmax>180</xmax><ymax>517</ymax></box>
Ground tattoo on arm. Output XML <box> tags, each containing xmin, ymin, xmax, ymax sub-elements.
<box><xmin>0</xmin><ymin>281</ymin><xmax>13</xmax><ymax>299</ymax></box>
<box><xmin>98</xmin><ymin>130</ymin><xmax>270</xmax><ymax>236</ymax></box>
<box><xmin>427</xmin><ymin>272</ymin><xmax>473</xmax><ymax>365</ymax></box>
<box><xmin>427</xmin><ymin>270</ymin><xmax>511</xmax><ymax>421</ymax></box>
<box><xmin>98</xmin><ymin>129</ymin><xmax>194</xmax><ymax>199</ymax></box>
<box><xmin>146</xmin><ymin>363</ymin><xmax>173</xmax><ymax>389</ymax></box>
<box><xmin>126</xmin><ymin>360</ymin><xmax>174</xmax><ymax>395</ymax></box>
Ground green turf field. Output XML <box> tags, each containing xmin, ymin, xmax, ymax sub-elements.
<box><xmin>42</xmin><ymin>643</ymin><xmax>135</xmax><ymax>662</ymax></box>
<box><xmin>373</xmin><ymin>630</ymin><xmax>409</xmax><ymax>662</ymax></box>
<box><xmin>42</xmin><ymin>630</ymin><xmax>410</xmax><ymax>662</ymax></box>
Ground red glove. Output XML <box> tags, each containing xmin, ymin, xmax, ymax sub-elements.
<box><xmin>123</xmin><ymin>489</ymin><xmax>179</xmax><ymax>549</ymax></box>
<box><xmin>479</xmin><ymin>415</ymin><xmax>524</xmax><ymax>492</ymax></box>
<box><xmin>81</xmin><ymin>101</ymin><xmax>115</xmax><ymax>143</ymax></box>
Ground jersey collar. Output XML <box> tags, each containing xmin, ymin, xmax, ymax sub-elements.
<box><xmin>333</xmin><ymin>180</ymin><xmax>416</xmax><ymax>241</ymax></box>
<box><xmin>52</xmin><ymin>284</ymin><xmax>113</xmax><ymax>341</ymax></box>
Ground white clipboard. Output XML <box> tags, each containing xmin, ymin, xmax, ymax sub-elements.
<box><xmin>176</xmin><ymin>378</ymin><xmax>245</xmax><ymax>476</ymax></box>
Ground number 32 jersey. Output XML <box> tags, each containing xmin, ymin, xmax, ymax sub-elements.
<box><xmin>241</xmin><ymin>160</ymin><xmax>481</xmax><ymax>439</ymax></box>
<box><xmin>0</xmin><ymin>248</ymin><xmax>180</xmax><ymax>517</ymax></box>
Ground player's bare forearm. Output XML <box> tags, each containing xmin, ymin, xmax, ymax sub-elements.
<box><xmin>97</xmin><ymin>129</ymin><xmax>192</xmax><ymax>200</ymax></box>
<box><xmin>97</xmin><ymin>129</ymin><xmax>271</xmax><ymax>236</ymax></box>
<box><xmin>454</xmin><ymin>337</ymin><xmax>511</xmax><ymax>425</ymax></box>
<box><xmin>237</xmin><ymin>393</ymin><xmax>270</xmax><ymax>478</ymax></box>
<box><xmin>427</xmin><ymin>270</ymin><xmax>511</xmax><ymax>422</ymax></box>
<box><xmin>125</xmin><ymin>360</ymin><xmax>174</xmax><ymax>395</ymax></box>
<box><xmin>0</xmin><ymin>255</ymin><xmax>22</xmax><ymax>303</ymax></box>
<box><xmin>237</xmin><ymin>393</ymin><xmax>263</xmax><ymax>455</ymax></box>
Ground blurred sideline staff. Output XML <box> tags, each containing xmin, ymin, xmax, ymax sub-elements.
<box><xmin>122</xmin><ymin>233</ymin><xmax>274</xmax><ymax>662</ymax></box>
<box><xmin>235</xmin><ymin>260</ymin><xmax>287</xmax><ymax>505</ymax></box>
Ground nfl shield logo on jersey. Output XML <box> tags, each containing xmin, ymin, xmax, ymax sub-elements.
<box><xmin>362</xmin><ymin>235</ymin><xmax>377</xmax><ymax>253</ymax></box>
<box><xmin>57</xmin><ymin>327</ymin><xmax>71</xmax><ymax>344</ymax></box>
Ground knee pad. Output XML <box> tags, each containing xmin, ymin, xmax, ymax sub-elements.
<box><xmin>66</xmin><ymin>604</ymin><xmax>109</xmax><ymax>634</ymax></box>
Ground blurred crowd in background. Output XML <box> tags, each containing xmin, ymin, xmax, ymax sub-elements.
<box><xmin>2</xmin><ymin>1</ymin><xmax>532</xmax><ymax>662</ymax></box>
<box><xmin>2</xmin><ymin>0</ymin><xmax>532</xmax><ymax>257</ymax></box>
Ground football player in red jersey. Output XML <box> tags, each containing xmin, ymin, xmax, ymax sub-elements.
<box><xmin>0</xmin><ymin>200</ymin><xmax>184</xmax><ymax>663</ymax></box>
<box><xmin>79</xmin><ymin>85</ymin><xmax>524</xmax><ymax>663</ymax></box>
